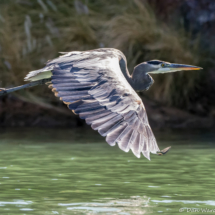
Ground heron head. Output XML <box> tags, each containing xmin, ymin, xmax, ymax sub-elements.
<box><xmin>146</xmin><ymin>60</ymin><xmax>202</xmax><ymax>74</ymax></box>
<box><xmin>132</xmin><ymin>60</ymin><xmax>202</xmax><ymax>91</ymax></box>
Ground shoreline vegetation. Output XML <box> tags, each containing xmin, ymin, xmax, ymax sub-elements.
<box><xmin>0</xmin><ymin>94</ymin><xmax>213</xmax><ymax>129</ymax></box>
<box><xmin>0</xmin><ymin>0</ymin><xmax>214</xmax><ymax>128</ymax></box>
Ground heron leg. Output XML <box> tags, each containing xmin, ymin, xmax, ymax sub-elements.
<box><xmin>0</xmin><ymin>78</ymin><xmax>51</xmax><ymax>97</ymax></box>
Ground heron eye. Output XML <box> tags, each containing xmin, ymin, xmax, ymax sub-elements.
<box><xmin>161</xmin><ymin>63</ymin><xmax>165</xmax><ymax>67</ymax></box>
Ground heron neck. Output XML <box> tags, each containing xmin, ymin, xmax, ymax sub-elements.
<box><xmin>119</xmin><ymin>59</ymin><xmax>153</xmax><ymax>91</ymax></box>
<box><xmin>131</xmin><ymin>64</ymin><xmax>153</xmax><ymax>91</ymax></box>
<box><xmin>119</xmin><ymin>55</ymin><xmax>154</xmax><ymax>92</ymax></box>
<box><xmin>119</xmin><ymin>57</ymin><xmax>135</xmax><ymax>88</ymax></box>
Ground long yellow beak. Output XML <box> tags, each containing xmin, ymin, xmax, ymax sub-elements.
<box><xmin>149</xmin><ymin>63</ymin><xmax>203</xmax><ymax>74</ymax></box>
<box><xmin>169</xmin><ymin>63</ymin><xmax>203</xmax><ymax>71</ymax></box>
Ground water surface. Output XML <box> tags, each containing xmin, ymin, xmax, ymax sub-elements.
<box><xmin>0</xmin><ymin>128</ymin><xmax>214</xmax><ymax>214</ymax></box>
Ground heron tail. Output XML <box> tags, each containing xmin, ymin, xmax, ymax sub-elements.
<box><xmin>24</xmin><ymin>65</ymin><xmax>54</xmax><ymax>82</ymax></box>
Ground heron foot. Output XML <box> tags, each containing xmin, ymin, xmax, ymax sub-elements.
<box><xmin>0</xmin><ymin>88</ymin><xmax>6</xmax><ymax>96</ymax></box>
<box><xmin>156</xmin><ymin>146</ymin><xmax>171</xmax><ymax>156</ymax></box>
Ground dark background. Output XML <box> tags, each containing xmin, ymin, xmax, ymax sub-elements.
<box><xmin>0</xmin><ymin>0</ymin><xmax>214</xmax><ymax>129</ymax></box>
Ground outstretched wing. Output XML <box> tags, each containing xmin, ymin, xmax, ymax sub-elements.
<box><xmin>26</xmin><ymin>48</ymin><xmax>160</xmax><ymax>160</ymax></box>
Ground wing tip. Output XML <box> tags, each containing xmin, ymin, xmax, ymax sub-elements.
<box><xmin>142</xmin><ymin>151</ymin><xmax>151</xmax><ymax>160</ymax></box>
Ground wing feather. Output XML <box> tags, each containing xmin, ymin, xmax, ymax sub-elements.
<box><xmin>26</xmin><ymin>48</ymin><xmax>160</xmax><ymax>159</ymax></box>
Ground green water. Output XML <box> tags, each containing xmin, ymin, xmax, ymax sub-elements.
<box><xmin>0</xmin><ymin>128</ymin><xmax>214</xmax><ymax>215</ymax></box>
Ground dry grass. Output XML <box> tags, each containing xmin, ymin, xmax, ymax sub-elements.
<box><xmin>102</xmin><ymin>0</ymin><xmax>201</xmax><ymax>107</ymax></box>
<box><xmin>0</xmin><ymin>0</ymin><xmax>204</xmax><ymax>108</ymax></box>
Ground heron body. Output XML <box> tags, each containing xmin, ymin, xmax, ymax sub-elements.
<box><xmin>0</xmin><ymin>48</ymin><xmax>202</xmax><ymax>160</ymax></box>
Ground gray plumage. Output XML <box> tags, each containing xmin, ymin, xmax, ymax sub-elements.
<box><xmin>1</xmin><ymin>48</ymin><xmax>201</xmax><ymax>160</ymax></box>
<box><xmin>25</xmin><ymin>48</ymin><xmax>159</xmax><ymax>160</ymax></box>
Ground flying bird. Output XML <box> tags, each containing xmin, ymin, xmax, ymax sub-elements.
<box><xmin>0</xmin><ymin>48</ymin><xmax>202</xmax><ymax>160</ymax></box>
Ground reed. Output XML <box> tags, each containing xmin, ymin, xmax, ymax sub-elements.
<box><xmin>0</xmin><ymin>0</ymin><xmax>204</xmax><ymax>108</ymax></box>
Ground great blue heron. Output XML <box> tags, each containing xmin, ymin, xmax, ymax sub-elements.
<box><xmin>0</xmin><ymin>48</ymin><xmax>202</xmax><ymax>160</ymax></box>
